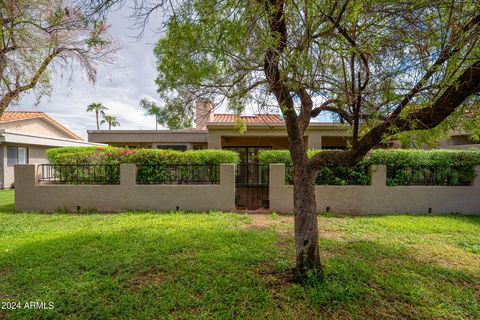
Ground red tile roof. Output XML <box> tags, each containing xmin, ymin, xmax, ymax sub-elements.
<box><xmin>0</xmin><ymin>111</ymin><xmax>83</xmax><ymax>140</ymax></box>
<box><xmin>211</xmin><ymin>114</ymin><xmax>283</xmax><ymax>124</ymax></box>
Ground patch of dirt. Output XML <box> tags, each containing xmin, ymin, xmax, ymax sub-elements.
<box><xmin>319</xmin><ymin>230</ymin><xmax>348</xmax><ymax>241</ymax></box>
<box><xmin>0</xmin><ymin>268</ymin><xmax>11</xmax><ymax>277</ymax></box>
<box><xmin>128</xmin><ymin>270</ymin><xmax>175</xmax><ymax>291</ymax></box>
<box><xmin>241</xmin><ymin>214</ymin><xmax>292</xmax><ymax>229</ymax></box>
<box><xmin>318</xmin><ymin>219</ymin><xmax>349</xmax><ymax>241</ymax></box>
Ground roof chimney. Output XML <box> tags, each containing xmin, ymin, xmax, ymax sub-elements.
<box><xmin>195</xmin><ymin>99</ymin><xmax>214</xmax><ymax>130</ymax></box>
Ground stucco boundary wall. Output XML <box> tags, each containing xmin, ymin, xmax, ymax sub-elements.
<box><xmin>269</xmin><ymin>164</ymin><xmax>480</xmax><ymax>215</ymax></box>
<box><xmin>14</xmin><ymin>164</ymin><xmax>236</xmax><ymax>212</ymax></box>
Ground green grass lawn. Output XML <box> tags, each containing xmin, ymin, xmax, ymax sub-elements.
<box><xmin>0</xmin><ymin>190</ymin><xmax>479</xmax><ymax>319</ymax></box>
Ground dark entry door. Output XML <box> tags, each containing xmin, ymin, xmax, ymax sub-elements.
<box><xmin>225</xmin><ymin>147</ymin><xmax>270</xmax><ymax>209</ymax></box>
<box><xmin>235</xmin><ymin>163</ymin><xmax>269</xmax><ymax>209</ymax></box>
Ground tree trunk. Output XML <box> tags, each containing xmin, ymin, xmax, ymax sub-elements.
<box><xmin>293</xmin><ymin>160</ymin><xmax>323</xmax><ymax>280</ymax></box>
<box><xmin>0</xmin><ymin>93</ymin><xmax>14</xmax><ymax>115</ymax></box>
<box><xmin>0</xmin><ymin>49</ymin><xmax>61</xmax><ymax>117</ymax></box>
<box><xmin>95</xmin><ymin>111</ymin><xmax>100</xmax><ymax>130</ymax></box>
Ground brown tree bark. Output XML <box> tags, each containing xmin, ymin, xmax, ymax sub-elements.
<box><xmin>0</xmin><ymin>49</ymin><xmax>60</xmax><ymax>115</ymax></box>
<box><xmin>293</xmin><ymin>160</ymin><xmax>322</xmax><ymax>279</ymax></box>
<box><xmin>262</xmin><ymin>0</ymin><xmax>324</xmax><ymax>280</ymax></box>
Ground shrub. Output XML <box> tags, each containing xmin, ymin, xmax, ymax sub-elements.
<box><xmin>261</xmin><ymin>149</ymin><xmax>370</xmax><ymax>185</ymax></box>
<box><xmin>259</xmin><ymin>149</ymin><xmax>480</xmax><ymax>186</ymax></box>
<box><xmin>47</xmin><ymin>147</ymin><xmax>239</xmax><ymax>165</ymax></box>
<box><xmin>45</xmin><ymin>147</ymin><xmax>239</xmax><ymax>185</ymax></box>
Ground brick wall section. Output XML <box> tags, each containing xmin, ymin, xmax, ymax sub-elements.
<box><xmin>269</xmin><ymin>164</ymin><xmax>480</xmax><ymax>215</ymax></box>
<box><xmin>14</xmin><ymin>164</ymin><xmax>236</xmax><ymax>212</ymax></box>
<box><xmin>14</xmin><ymin>163</ymin><xmax>480</xmax><ymax>214</ymax></box>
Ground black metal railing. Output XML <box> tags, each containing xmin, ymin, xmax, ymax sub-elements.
<box><xmin>285</xmin><ymin>164</ymin><xmax>371</xmax><ymax>185</ymax></box>
<box><xmin>235</xmin><ymin>164</ymin><xmax>269</xmax><ymax>188</ymax></box>
<box><xmin>235</xmin><ymin>164</ymin><xmax>269</xmax><ymax>208</ymax></box>
<box><xmin>38</xmin><ymin>164</ymin><xmax>120</xmax><ymax>185</ymax></box>
<box><xmin>136</xmin><ymin>164</ymin><xmax>220</xmax><ymax>184</ymax></box>
<box><xmin>386</xmin><ymin>165</ymin><xmax>475</xmax><ymax>186</ymax></box>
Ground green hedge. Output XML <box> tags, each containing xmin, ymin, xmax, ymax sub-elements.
<box><xmin>259</xmin><ymin>149</ymin><xmax>480</xmax><ymax>186</ymax></box>
<box><xmin>46</xmin><ymin>147</ymin><xmax>239</xmax><ymax>165</ymax></box>
<box><xmin>45</xmin><ymin>147</ymin><xmax>239</xmax><ymax>184</ymax></box>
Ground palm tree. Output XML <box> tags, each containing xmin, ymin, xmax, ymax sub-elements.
<box><xmin>140</xmin><ymin>98</ymin><xmax>161</xmax><ymax>130</ymax></box>
<box><xmin>100</xmin><ymin>114</ymin><xmax>120</xmax><ymax>130</ymax></box>
<box><xmin>86</xmin><ymin>103</ymin><xmax>109</xmax><ymax>130</ymax></box>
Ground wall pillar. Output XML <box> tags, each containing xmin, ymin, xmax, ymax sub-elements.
<box><xmin>14</xmin><ymin>164</ymin><xmax>36</xmax><ymax>189</ymax></box>
<box><xmin>269</xmin><ymin>164</ymin><xmax>293</xmax><ymax>213</ymax></box>
<box><xmin>14</xmin><ymin>164</ymin><xmax>36</xmax><ymax>212</ymax></box>
<box><xmin>370</xmin><ymin>165</ymin><xmax>386</xmax><ymax>188</ymax></box>
<box><xmin>220</xmin><ymin>163</ymin><xmax>236</xmax><ymax>210</ymax></box>
<box><xmin>473</xmin><ymin>165</ymin><xmax>480</xmax><ymax>187</ymax></box>
<box><xmin>120</xmin><ymin>164</ymin><xmax>136</xmax><ymax>186</ymax></box>
<box><xmin>269</xmin><ymin>163</ymin><xmax>285</xmax><ymax>186</ymax></box>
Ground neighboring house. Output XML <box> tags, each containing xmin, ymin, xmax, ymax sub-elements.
<box><xmin>0</xmin><ymin>111</ymin><xmax>104</xmax><ymax>189</ymax></box>
<box><xmin>88</xmin><ymin>100</ymin><xmax>351</xmax><ymax>161</ymax></box>
<box><xmin>437</xmin><ymin>130</ymin><xmax>480</xmax><ymax>149</ymax></box>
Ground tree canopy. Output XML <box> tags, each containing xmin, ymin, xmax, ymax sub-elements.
<box><xmin>82</xmin><ymin>0</ymin><xmax>480</xmax><ymax>279</ymax></box>
<box><xmin>147</xmin><ymin>0</ymin><xmax>479</xmax><ymax>146</ymax></box>
<box><xmin>0</xmin><ymin>0</ymin><xmax>116</xmax><ymax>114</ymax></box>
<box><xmin>139</xmin><ymin>98</ymin><xmax>193</xmax><ymax>129</ymax></box>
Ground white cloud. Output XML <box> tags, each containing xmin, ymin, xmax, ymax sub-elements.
<box><xmin>7</xmin><ymin>7</ymin><xmax>162</xmax><ymax>139</ymax></box>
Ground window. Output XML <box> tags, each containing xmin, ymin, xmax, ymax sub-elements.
<box><xmin>7</xmin><ymin>147</ymin><xmax>29</xmax><ymax>166</ymax></box>
<box><xmin>156</xmin><ymin>145</ymin><xmax>188</xmax><ymax>151</ymax></box>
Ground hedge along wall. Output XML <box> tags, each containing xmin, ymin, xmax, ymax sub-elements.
<box><xmin>45</xmin><ymin>147</ymin><xmax>240</xmax><ymax>184</ymax></box>
<box><xmin>259</xmin><ymin>149</ymin><xmax>480</xmax><ymax>186</ymax></box>
<box><xmin>46</xmin><ymin>147</ymin><xmax>240</xmax><ymax>165</ymax></box>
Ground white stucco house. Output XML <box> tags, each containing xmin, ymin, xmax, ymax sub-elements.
<box><xmin>0</xmin><ymin>111</ymin><xmax>104</xmax><ymax>189</ymax></box>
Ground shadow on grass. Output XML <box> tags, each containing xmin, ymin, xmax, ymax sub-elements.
<box><xmin>0</xmin><ymin>218</ymin><xmax>277</xmax><ymax>320</ymax></box>
<box><xmin>0</xmin><ymin>203</ymin><xmax>14</xmax><ymax>213</ymax></box>
<box><xmin>271</xmin><ymin>237</ymin><xmax>479</xmax><ymax>319</ymax></box>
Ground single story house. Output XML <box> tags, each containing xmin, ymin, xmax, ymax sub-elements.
<box><xmin>87</xmin><ymin>100</ymin><xmax>353</xmax><ymax>208</ymax></box>
<box><xmin>88</xmin><ymin>100</ymin><xmax>480</xmax><ymax>162</ymax></box>
<box><xmin>0</xmin><ymin>111</ymin><xmax>104</xmax><ymax>189</ymax></box>
<box><xmin>88</xmin><ymin>100</ymin><xmax>352</xmax><ymax>161</ymax></box>
<box><xmin>86</xmin><ymin>100</ymin><xmax>479</xmax><ymax>208</ymax></box>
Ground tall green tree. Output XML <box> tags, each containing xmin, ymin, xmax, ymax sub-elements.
<box><xmin>0</xmin><ymin>0</ymin><xmax>115</xmax><ymax>115</ymax></box>
<box><xmin>86</xmin><ymin>102</ymin><xmax>108</xmax><ymax>130</ymax></box>
<box><xmin>87</xmin><ymin>0</ymin><xmax>480</xmax><ymax>280</ymax></box>
<box><xmin>100</xmin><ymin>114</ymin><xmax>120</xmax><ymax>130</ymax></box>
<box><xmin>140</xmin><ymin>98</ymin><xmax>161</xmax><ymax>130</ymax></box>
<box><xmin>139</xmin><ymin>98</ymin><xmax>192</xmax><ymax>130</ymax></box>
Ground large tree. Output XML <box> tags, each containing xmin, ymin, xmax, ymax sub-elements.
<box><xmin>0</xmin><ymin>0</ymin><xmax>115</xmax><ymax>115</ymax></box>
<box><xmin>139</xmin><ymin>98</ymin><xmax>193</xmax><ymax>129</ymax></box>
<box><xmin>87</xmin><ymin>0</ymin><xmax>480</xmax><ymax>280</ymax></box>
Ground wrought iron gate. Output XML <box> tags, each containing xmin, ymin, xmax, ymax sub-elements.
<box><xmin>235</xmin><ymin>164</ymin><xmax>269</xmax><ymax>209</ymax></box>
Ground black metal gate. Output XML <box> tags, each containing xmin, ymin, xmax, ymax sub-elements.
<box><xmin>235</xmin><ymin>164</ymin><xmax>269</xmax><ymax>209</ymax></box>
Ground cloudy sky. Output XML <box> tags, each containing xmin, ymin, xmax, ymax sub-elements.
<box><xmin>8</xmin><ymin>8</ymin><xmax>163</xmax><ymax>139</ymax></box>
<box><xmin>7</xmin><ymin>6</ymin><xmax>332</xmax><ymax>140</ymax></box>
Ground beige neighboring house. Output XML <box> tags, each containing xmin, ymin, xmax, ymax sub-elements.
<box><xmin>0</xmin><ymin>111</ymin><xmax>104</xmax><ymax>189</ymax></box>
